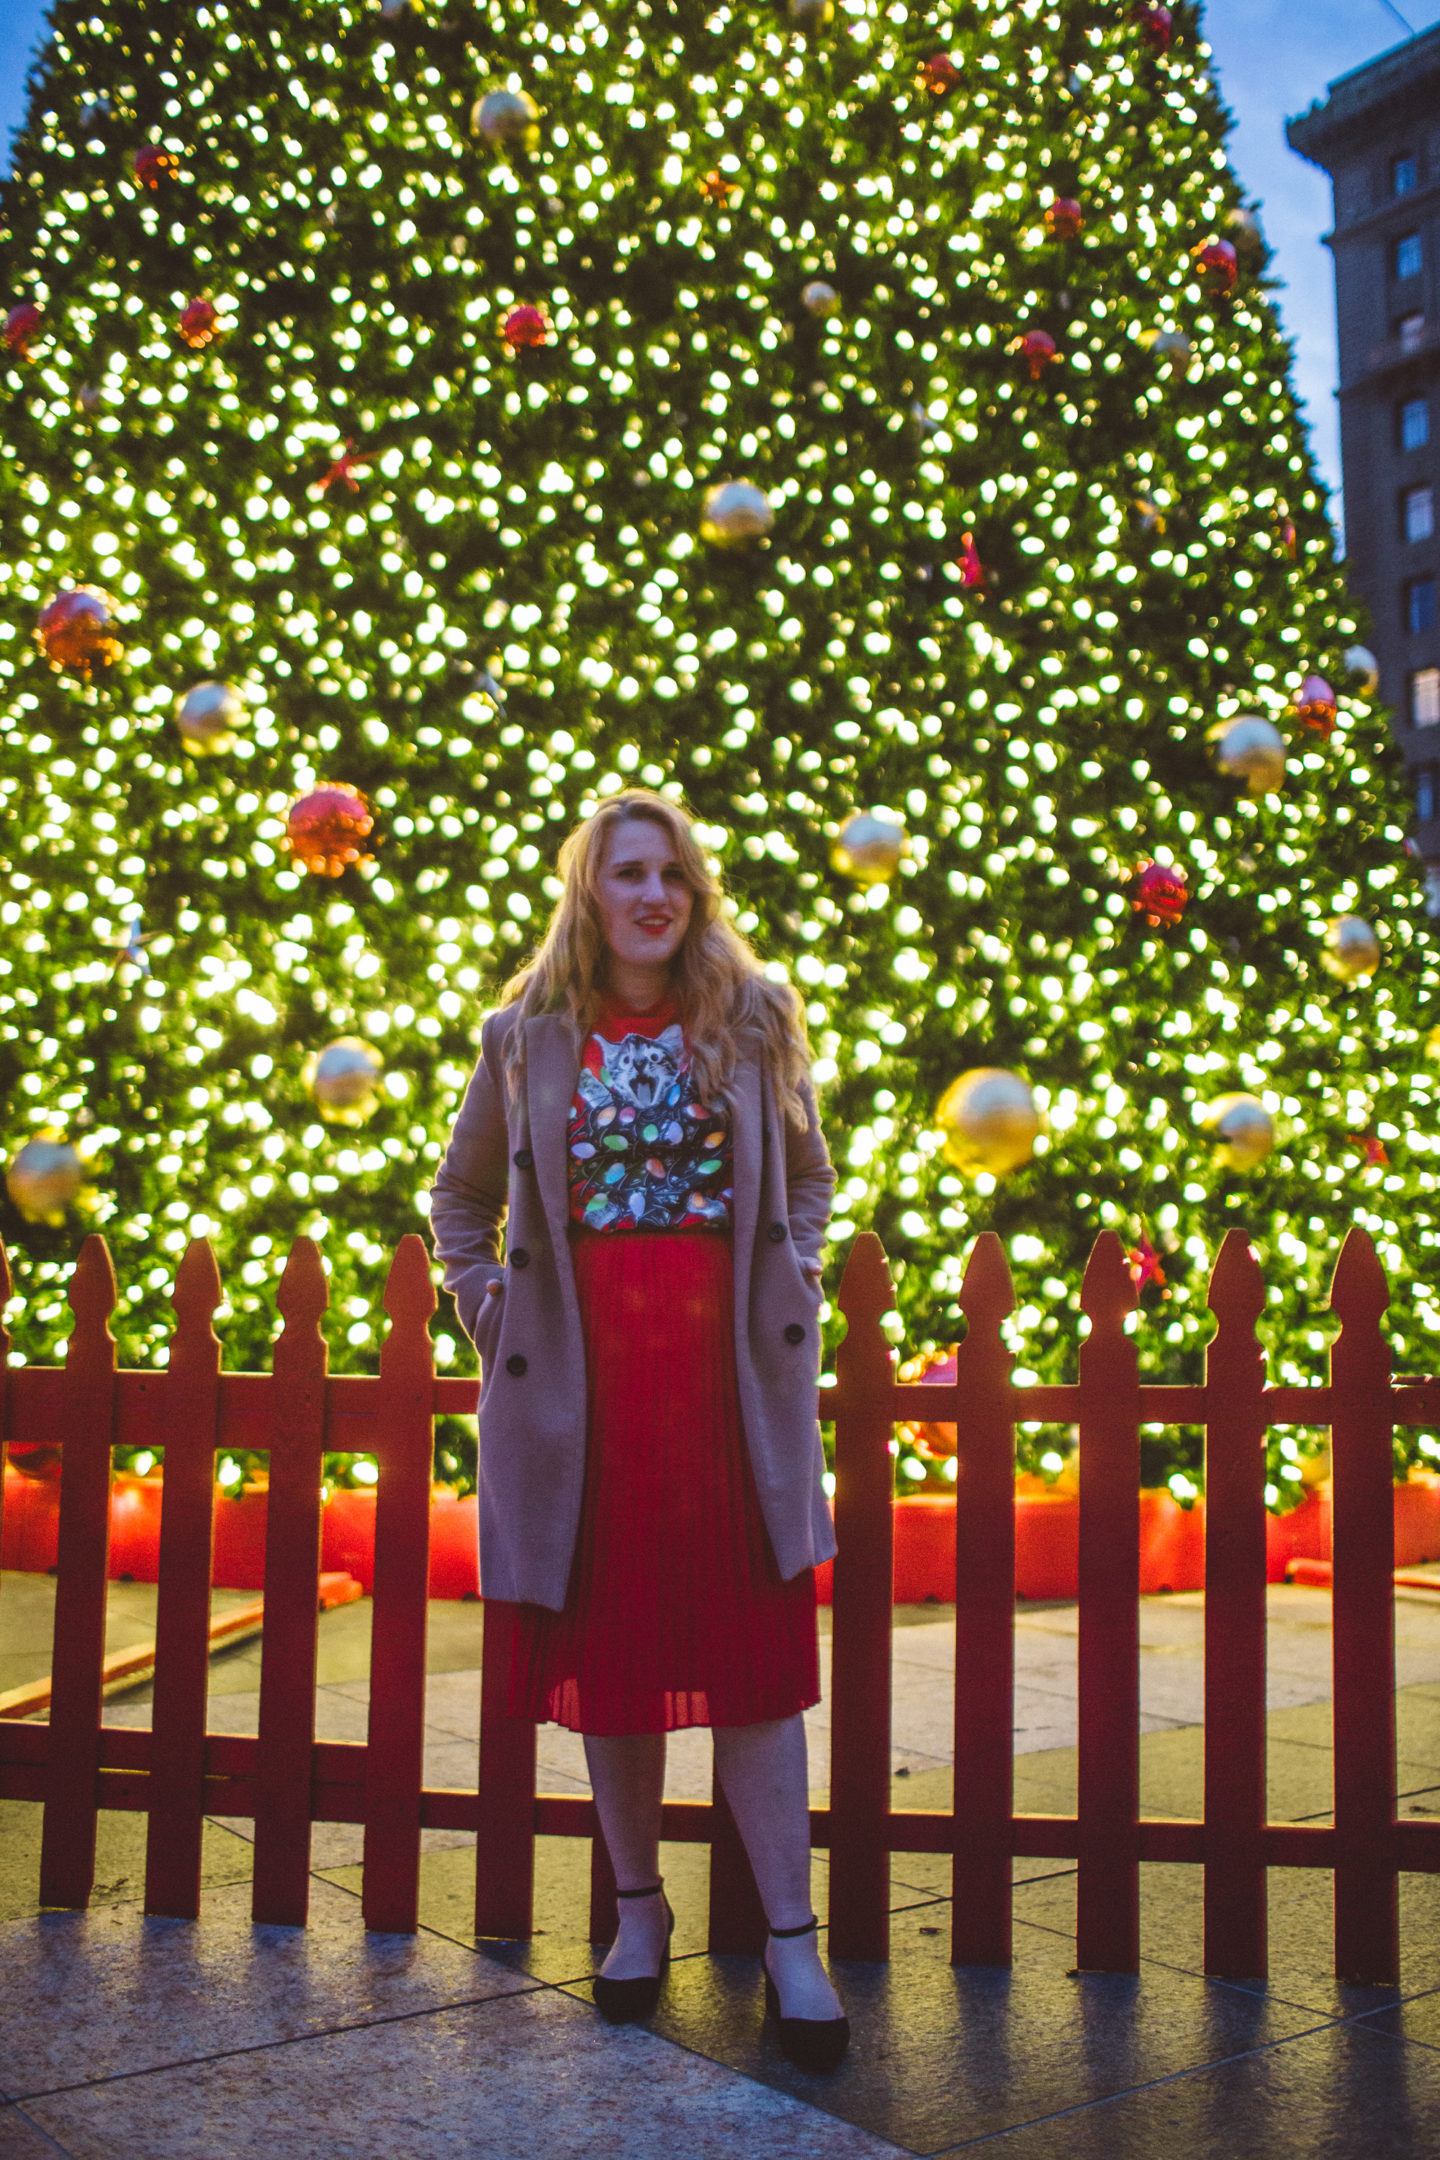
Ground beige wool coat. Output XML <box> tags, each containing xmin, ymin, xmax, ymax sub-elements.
<box><xmin>426</xmin><ymin>1001</ymin><xmax>840</xmax><ymax>1612</ymax></box>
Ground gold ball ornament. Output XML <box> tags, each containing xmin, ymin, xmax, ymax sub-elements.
<box><xmin>699</xmin><ymin>480</ymin><xmax>774</xmax><ymax>548</ymax></box>
<box><xmin>303</xmin><ymin>1037</ymin><xmax>385</xmax><ymax>1126</ymax></box>
<box><xmin>471</xmin><ymin>89</ymin><xmax>540</xmax><ymax>153</ymax></box>
<box><xmin>1320</xmin><ymin>914</ymin><xmax>1381</xmax><ymax>983</ymax></box>
<box><xmin>175</xmin><ymin>679</ymin><xmax>245</xmax><ymax>755</ymax></box>
<box><xmin>1208</xmin><ymin>714</ymin><xmax>1286</xmax><ymax>795</ymax></box>
<box><xmin>5</xmin><ymin>1136</ymin><xmax>86</xmax><ymax>1224</ymax></box>
<box><xmin>830</xmin><ymin>811</ymin><xmax>906</xmax><ymax>886</ymax></box>
<box><xmin>800</xmin><ymin>279</ymin><xmax>841</xmax><ymax>318</ymax></box>
<box><xmin>787</xmin><ymin>0</ymin><xmax>835</xmax><ymax>25</ymax></box>
<box><xmin>1198</xmin><ymin>1093</ymin><xmax>1274</xmax><ymax>1171</ymax></box>
<box><xmin>1343</xmin><ymin>645</ymin><xmax>1380</xmax><ymax>694</ymax></box>
<box><xmin>935</xmin><ymin>1068</ymin><xmax>1041</xmax><ymax>1178</ymax></box>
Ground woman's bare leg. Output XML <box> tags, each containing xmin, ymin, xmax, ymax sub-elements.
<box><xmin>712</xmin><ymin>1711</ymin><xmax>843</xmax><ymax>2019</ymax></box>
<box><xmin>583</xmin><ymin>1730</ymin><xmax>670</xmax><ymax>1979</ymax></box>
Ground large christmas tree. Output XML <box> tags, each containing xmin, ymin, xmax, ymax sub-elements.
<box><xmin>2</xmin><ymin>0</ymin><xmax>1436</xmax><ymax>1504</ymax></box>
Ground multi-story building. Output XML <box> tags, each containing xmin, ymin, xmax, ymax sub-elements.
<box><xmin>1288</xmin><ymin>26</ymin><xmax>1440</xmax><ymax>894</ymax></box>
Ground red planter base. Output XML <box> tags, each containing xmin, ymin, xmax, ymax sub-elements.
<box><xmin>8</xmin><ymin>1462</ymin><xmax>1440</xmax><ymax>1605</ymax></box>
<box><xmin>811</xmin><ymin>1475</ymin><xmax>1440</xmax><ymax>1605</ymax></box>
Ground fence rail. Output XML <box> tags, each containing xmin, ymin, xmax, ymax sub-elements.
<box><xmin>2</xmin><ymin>1224</ymin><xmax>1438</xmax><ymax>1983</ymax></box>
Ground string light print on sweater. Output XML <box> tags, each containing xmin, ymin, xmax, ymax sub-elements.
<box><xmin>567</xmin><ymin>1011</ymin><xmax>734</xmax><ymax>1233</ymax></box>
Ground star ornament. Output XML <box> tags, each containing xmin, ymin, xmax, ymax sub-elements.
<box><xmin>1347</xmin><ymin>1132</ymin><xmax>1390</xmax><ymax>1170</ymax></box>
<box><xmin>313</xmin><ymin>437</ymin><xmax>374</xmax><ymax>496</ymax></box>
<box><xmin>1125</xmin><ymin>1234</ymin><xmax>1171</xmax><ymax>1297</ymax></box>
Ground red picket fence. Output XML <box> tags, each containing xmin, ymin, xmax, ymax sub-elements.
<box><xmin>1</xmin><ymin>1223</ymin><xmax>1438</xmax><ymax>1984</ymax></box>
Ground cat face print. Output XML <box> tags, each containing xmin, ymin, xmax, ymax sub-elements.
<box><xmin>582</xmin><ymin>1022</ymin><xmax>685</xmax><ymax>1111</ymax></box>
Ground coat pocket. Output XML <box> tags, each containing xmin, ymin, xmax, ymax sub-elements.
<box><xmin>473</xmin><ymin>1268</ymin><xmax>507</xmax><ymax>1369</ymax></box>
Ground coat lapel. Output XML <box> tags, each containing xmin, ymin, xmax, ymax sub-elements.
<box><xmin>729</xmin><ymin>1043</ymin><xmax>761</xmax><ymax>1320</ymax></box>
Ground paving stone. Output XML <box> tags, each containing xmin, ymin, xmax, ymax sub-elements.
<box><xmin>0</xmin><ymin>2106</ymin><xmax>68</xmax><ymax>2156</ymax></box>
<box><xmin>0</xmin><ymin>1874</ymin><xmax>528</xmax><ymax>2104</ymax></box>
<box><xmin>22</xmin><ymin>1988</ymin><xmax>911</xmax><ymax>2160</ymax></box>
<box><xmin>544</xmin><ymin>1899</ymin><xmax>1323</xmax><ymax>2152</ymax></box>
<box><xmin>1012</xmin><ymin>1862</ymin><xmax>1440</xmax><ymax>2019</ymax></box>
<box><xmin>0</xmin><ymin>1800</ymin><xmax>253</xmax><ymax>1934</ymax></box>
<box><xmin>941</xmin><ymin>2019</ymin><xmax>1440</xmax><ymax>2160</ymax></box>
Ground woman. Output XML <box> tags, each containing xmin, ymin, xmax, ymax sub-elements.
<box><xmin>427</xmin><ymin>785</ymin><xmax>850</xmax><ymax>2072</ymax></box>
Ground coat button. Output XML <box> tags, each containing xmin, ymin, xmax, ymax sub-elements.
<box><xmin>767</xmin><ymin>1221</ymin><xmax>787</xmax><ymax>1242</ymax></box>
<box><xmin>784</xmin><ymin>1322</ymin><xmax>805</xmax><ymax>1344</ymax></box>
<box><xmin>510</xmin><ymin>1247</ymin><xmax>530</xmax><ymax>1268</ymax></box>
<box><xmin>513</xmin><ymin>1147</ymin><xmax>533</xmax><ymax>1169</ymax></box>
<box><xmin>506</xmin><ymin>1352</ymin><xmax>528</xmax><ymax>1376</ymax></box>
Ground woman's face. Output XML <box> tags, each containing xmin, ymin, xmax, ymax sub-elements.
<box><xmin>594</xmin><ymin>815</ymin><xmax>694</xmax><ymax>975</ymax></box>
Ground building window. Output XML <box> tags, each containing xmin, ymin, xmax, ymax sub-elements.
<box><xmin>1400</xmin><ymin>396</ymin><xmax>1431</xmax><ymax>452</ymax></box>
<box><xmin>1393</xmin><ymin>153</ymin><xmax>1418</xmax><ymax>196</ymax></box>
<box><xmin>1398</xmin><ymin>312</ymin><xmax>1427</xmax><ymax>352</ymax></box>
<box><xmin>1404</xmin><ymin>485</ymin><xmax>1436</xmax><ymax>543</ymax></box>
<box><xmin>1415</xmin><ymin>668</ymin><xmax>1440</xmax><ymax>728</ymax></box>
<box><xmin>1395</xmin><ymin>232</ymin><xmax>1424</xmax><ymax>281</ymax></box>
<box><xmin>1419</xmin><ymin>769</ymin><xmax>1439</xmax><ymax>822</ymax></box>
<box><xmin>1407</xmin><ymin>577</ymin><xmax>1438</xmax><ymax>634</ymax></box>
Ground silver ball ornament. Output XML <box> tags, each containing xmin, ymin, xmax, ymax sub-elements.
<box><xmin>699</xmin><ymin>480</ymin><xmax>774</xmax><ymax>548</ymax></box>
<box><xmin>175</xmin><ymin>680</ymin><xmax>246</xmax><ymax>756</ymax></box>
<box><xmin>800</xmin><ymin>279</ymin><xmax>841</xmax><ymax>318</ymax></box>
<box><xmin>831</xmin><ymin>811</ymin><xmax>906</xmax><ymax>886</ymax></box>
<box><xmin>1199</xmin><ymin>1093</ymin><xmax>1274</xmax><ymax>1171</ymax></box>
<box><xmin>303</xmin><ymin>1037</ymin><xmax>386</xmax><ymax>1126</ymax></box>
<box><xmin>1343</xmin><ymin>645</ymin><xmax>1380</xmax><ymax>695</ymax></box>
<box><xmin>1208</xmin><ymin>715</ymin><xmax>1286</xmax><ymax>795</ymax></box>
<box><xmin>6</xmin><ymin>1137</ymin><xmax>86</xmax><ymax>1224</ymax></box>
<box><xmin>1320</xmin><ymin>915</ymin><xmax>1381</xmax><ymax>983</ymax></box>
<box><xmin>471</xmin><ymin>89</ymin><xmax>541</xmax><ymax>153</ymax></box>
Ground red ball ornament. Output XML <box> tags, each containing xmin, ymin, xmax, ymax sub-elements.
<box><xmin>34</xmin><ymin>586</ymin><xmax>125</xmax><ymax>677</ymax></box>
<box><xmin>1191</xmin><ymin>237</ymin><xmax>1238</xmax><ymax>295</ymax></box>
<box><xmin>917</xmin><ymin>53</ymin><xmax>962</xmax><ymax>95</ymax></box>
<box><xmin>1135</xmin><ymin>2</ymin><xmax>1173</xmax><ymax>52</ymax></box>
<box><xmin>502</xmin><ymin>303</ymin><xmax>549</xmax><ymax>351</ymax></box>
<box><xmin>1292</xmin><ymin>672</ymin><xmax>1337</xmax><ymax>738</ymax></box>
<box><xmin>134</xmin><ymin>144</ymin><xmax>179</xmax><ymax>188</ymax></box>
<box><xmin>177</xmin><ymin>295</ymin><xmax>220</xmax><ymax>348</ymax></box>
<box><xmin>285</xmin><ymin>784</ymin><xmax>375</xmax><ymax>877</ymax></box>
<box><xmin>1131</xmin><ymin>858</ymin><xmax>1189</xmax><ymax>926</ymax></box>
<box><xmin>1044</xmin><ymin>196</ymin><xmax>1084</xmax><ymax>241</ymax></box>
<box><xmin>3</xmin><ymin>301</ymin><xmax>43</xmax><ymax>358</ymax></box>
<box><xmin>1016</xmin><ymin>328</ymin><xmax>1058</xmax><ymax>381</ymax></box>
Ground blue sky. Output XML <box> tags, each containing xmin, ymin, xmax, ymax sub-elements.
<box><xmin>3</xmin><ymin>0</ymin><xmax>1439</xmax><ymax>525</ymax></box>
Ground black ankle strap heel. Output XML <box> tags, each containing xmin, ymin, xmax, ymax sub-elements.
<box><xmin>762</xmin><ymin>1912</ymin><xmax>850</xmax><ymax>2072</ymax></box>
<box><xmin>592</xmin><ymin>1881</ymin><xmax>675</xmax><ymax>2026</ymax></box>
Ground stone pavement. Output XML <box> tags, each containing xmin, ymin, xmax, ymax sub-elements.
<box><xmin>3</xmin><ymin>1578</ymin><xmax>1440</xmax><ymax>2156</ymax></box>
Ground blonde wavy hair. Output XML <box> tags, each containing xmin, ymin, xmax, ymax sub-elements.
<box><xmin>494</xmin><ymin>787</ymin><xmax>816</xmax><ymax>1132</ymax></box>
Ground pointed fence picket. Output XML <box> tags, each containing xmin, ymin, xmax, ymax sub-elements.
<box><xmin>1</xmin><ymin>1223</ymin><xmax>1438</xmax><ymax>1983</ymax></box>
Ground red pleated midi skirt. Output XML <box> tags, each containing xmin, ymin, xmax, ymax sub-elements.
<box><xmin>504</xmin><ymin>1225</ymin><xmax>820</xmax><ymax>1733</ymax></box>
